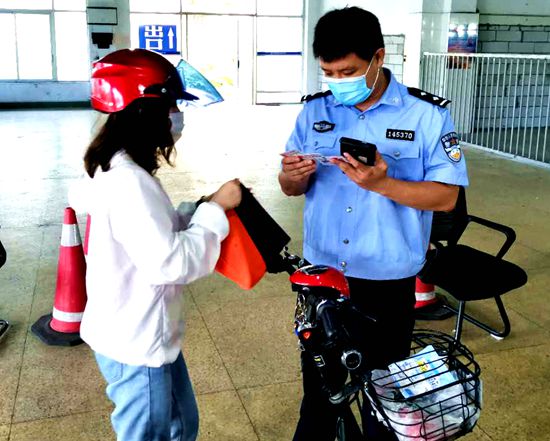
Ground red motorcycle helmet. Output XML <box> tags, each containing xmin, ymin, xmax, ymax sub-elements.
<box><xmin>289</xmin><ymin>265</ymin><xmax>350</xmax><ymax>298</ymax></box>
<box><xmin>90</xmin><ymin>48</ymin><xmax>198</xmax><ymax>113</ymax></box>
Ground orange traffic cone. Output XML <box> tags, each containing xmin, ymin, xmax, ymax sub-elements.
<box><xmin>415</xmin><ymin>277</ymin><xmax>437</xmax><ymax>309</ymax></box>
<box><xmin>414</xmin><ymin>277</ymin><xmax>453</xmax><ymax>321</ymax></box>
<box><xmin>32</xmin><ymin>207</ymin><xmax>87</xmax><ymax>346</ymax></box>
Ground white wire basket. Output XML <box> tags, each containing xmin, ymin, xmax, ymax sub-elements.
<box><xmin>365</xmin><ymin>331</ymin><xmax>482</xmax><ymax>441</ymax></box>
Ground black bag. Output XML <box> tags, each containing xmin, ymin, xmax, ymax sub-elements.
<box><xmin>234</xmin><ymin>184</ymin><xmax>291</xmax><ymax>273</ymax></box>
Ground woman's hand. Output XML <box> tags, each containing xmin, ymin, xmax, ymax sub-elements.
<box><xmin>210</xmin><ymin>179</ymin><xmax>242</xmax><ymax>210</ymax></box>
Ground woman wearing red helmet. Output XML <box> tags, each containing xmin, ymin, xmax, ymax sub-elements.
<box><xmin>69</xmin><ymin>48</ymin><xmax>240</xmax><ymax>441</ymax></box>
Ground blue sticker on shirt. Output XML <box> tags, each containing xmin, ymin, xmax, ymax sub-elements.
<box><xmin>440</xmin><ymin>132</ymin><xmax>461</xmax><ymax>162</ymax></box>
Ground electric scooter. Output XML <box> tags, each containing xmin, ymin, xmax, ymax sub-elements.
<box><xmin>277</xmin><ymin>249</ymin><xmax>482</xmax><ymax>441</ymax></box>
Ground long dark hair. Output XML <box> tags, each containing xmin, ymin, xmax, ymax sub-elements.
<box><xmin>84</xmin><ymin>98</ymin><xmax>176</xmax><ymax>177</ymax></box>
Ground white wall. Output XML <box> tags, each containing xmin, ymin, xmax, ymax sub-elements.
<box><xmin>315</xmin><ymin>1</ymin><xmax>449</xmax><ymax>86</ymax></box>
<box><xmin>303</xmin><ymin>0</ymin><xmax>323</xmax><ymax>94</ymax></box>
<box><xmin>318</xmin><ymin>0</ymin><xmax>412</xmax><ymax>35</ymax></box>
<box><xmin>478</xmin><ymin>0</ymin><xmax>550</xmax><ymax>16</ymax></box>
<box><xmin>0</xmin><ymin>82</ymin><xmax>90</xmax><ymax>103</ymax></box>
<box><xmin>312</xmin><ymin>1</ymin><xmax>419</xmax><ymax>86</ymax></box>
<box><xmin>311</xmin><ymin>0</ymin><xmax>486</xmax><ymax>87</ymax></box>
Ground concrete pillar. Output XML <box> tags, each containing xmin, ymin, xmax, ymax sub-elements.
<box><xmin>406</xmin><ymin>0</ymin><xmax>452</xmax><ymax>85</ymax></box>
<box><xmin>403</xmin><ymin>0</ymin><xmax>478</xmax><ymax>86</ymax></box>
<box><xmin>303</xmin><ymin>0</ymin><xmax>323</xmax><ymax>94</ymax></box>
<box><xmin>87</xmin><ymin>0</ymin><xmax>130</xmax><ymax>63</ymax></box>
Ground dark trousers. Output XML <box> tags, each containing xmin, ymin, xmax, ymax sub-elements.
<box><xmin>292</xmin><ymin>276</ymin><xmax>416</xmax><ymax>441</ymax></box>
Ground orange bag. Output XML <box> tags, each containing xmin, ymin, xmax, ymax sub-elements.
<box><xmin>215</xmin><ymin>209</ymin><xmax>267</xmax><ymax>289</ymax></box>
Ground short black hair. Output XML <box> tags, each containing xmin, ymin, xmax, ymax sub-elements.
<box><xmin>313</xmin><ymin>7</ymin><xmax>384</xmax><ymax>62</ymax></box>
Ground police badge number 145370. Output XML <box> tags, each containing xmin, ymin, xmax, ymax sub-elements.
<box><xmin>281</xmin><ymin>150</ymin><xmax>344</xmax><ymax>165</ymax></box>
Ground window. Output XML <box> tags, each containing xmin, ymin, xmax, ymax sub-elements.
<box><xmin>0</xmin><ymin>2</ymin><xmax>89</xmax><ymax>81</ymax></box>
<box><xmin>53</xmin><ymin>0</ymin><xmax>85</xmax><ymax>10</ymax></box>
<box><xmin>16</xmin><ymin>14</ymin><xmax>53</xmax><ymax>80</ymax></box>
<box><xmin>257</xmin><ymin>0</ymin><xmax>302</xmax><ymax>16</ymax></box>
<box><xmin>179</xmin><ymin>0</ymin><xmax>255</xmax><ymax>15</ymax></box>
<box><xmin>55</xmin><ymin>12</ymin><xmax>89</xmax><ymax>80</ymax></box>
<box><xmin>256</xmin><ymin>16</ymin><xmax>302</xmax><ymax>103</ymax></box>
<box><xmin>0</xmin><ymin>14</ymin><xmax>17</xmax><ymax>79</ymax></box>
<box><xmin>0</xmin><ymin>0</ymin><xmax>52</xmax><ymax>10</ymax></box>
<box><xmin>129</xmin><ymin>0</ymin><xmax>304</xmax><ymax>104</ymax></box>
<box><xmin>129</xmin><ymin>0</ymin><xmax>180</xmax><ymax>13</ymax></box>
<box><xmin>256</xmin><ymin>16</ymin><xmax>302</xmax><ymax>52</ymax></box>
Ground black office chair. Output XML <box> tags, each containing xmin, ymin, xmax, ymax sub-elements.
<box><xmin>0</xmin><ymin>235</ymin><xmax>9</xmax><ymax>343</ymax></box>
<box><xmin>418</xmin><ymin>187</ymin><xmax>528</xmax><ymax>342</ymax></box>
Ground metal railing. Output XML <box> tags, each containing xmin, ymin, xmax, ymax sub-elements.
<box><xmin>421</xmin><ymin>53</ymin><xmax>550</xmax><ymax>165</ymax></box>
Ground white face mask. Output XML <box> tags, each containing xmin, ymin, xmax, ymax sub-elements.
<box><xmin>169</xmin><ymin>111</ymin><xmax>184</xmax><ymax>142</ymax></box>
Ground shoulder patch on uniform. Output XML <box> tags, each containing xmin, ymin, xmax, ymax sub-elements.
<box><xmin>407</xmin><ymin>87</ymin><xmax>451</xmax><ymax>108</ymax></box>
<box><xmin>441</xmin><ymin>131</ymin><xmax>462</xmax><ymax>162</ymax></box>
<box><xmin>301</xmin><ymin>90</ymin><xmax>332</xmax><ymax>103</ymax></box>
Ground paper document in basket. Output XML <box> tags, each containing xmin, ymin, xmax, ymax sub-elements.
<box><xmin>388</xmin><ymin>345</ymin><xmax>459</xmax><ymax>398</ymax></box>
<box><xmin>368</xmin><ymin>368</ymin><xmax>481</xmax><ymax>441</ymax></box>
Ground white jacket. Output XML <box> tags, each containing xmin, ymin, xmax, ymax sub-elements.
<box><xmin>69</xmin><ymin>151</ymin><xmax>228</xmax><ymax>367</ymax></box>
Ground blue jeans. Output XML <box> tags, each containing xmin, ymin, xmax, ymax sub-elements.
<box><xmin>95</xmin><ymin>351</ymin><xmax>199</xmax><ymax>441</ymax></box>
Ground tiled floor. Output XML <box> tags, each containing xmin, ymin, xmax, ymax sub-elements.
<box><xmin>0</xmin><ymin>104</ymin><xmax>549</xmax><ymax>440</ymax></box>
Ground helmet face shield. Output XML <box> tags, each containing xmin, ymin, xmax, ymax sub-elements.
<box><xmin>175</xmin><ymin>59</ymin><xmax>223</xmax><ymax>108</ymax></box>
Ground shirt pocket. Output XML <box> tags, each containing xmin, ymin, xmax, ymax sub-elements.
<box><xmin>305</xmin><ymin>132</ymin><xmax>339</xmax><ymax>156</ymax></box>
<box><xmin>381</xmin><ymin>143</ymin><xmax>423</xmax><ymax>181</ymax></box>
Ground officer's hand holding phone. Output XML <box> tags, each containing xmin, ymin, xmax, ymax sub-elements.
<box><xmin>330</xmin><ymin>139</ymin><xmax>389</xmax><ymax>192</ymax></box>
<box><xmin>339</xmin><ymin>137</ymin><xmax>377</xmax><ymax>166</ymax></box>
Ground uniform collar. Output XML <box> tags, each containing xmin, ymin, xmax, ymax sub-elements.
<box><xmin>328</xmin><ymin>68</ymin><xmax>403</xmax><ymax>109</ymax></box>
<box><xmin>376</xmin><ymin>68</ymin><xmax>403</xmax><ymax>108</ymax></box>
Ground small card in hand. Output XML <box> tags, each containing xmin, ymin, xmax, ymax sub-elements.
<box><xmin>281</xmin><ymin>150</ymin><xmax>343</xmax><ymax>165</ymax></box>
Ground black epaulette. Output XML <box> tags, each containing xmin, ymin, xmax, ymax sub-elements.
<box><xmin>301</xmin><ymin>90</ymin><xmax>332</xmax><ymax>103</ymax></box>
<box><xmin>407</xmin><ymin>87</ymin><xmax>451</xmax><ymax>108</ymax></box>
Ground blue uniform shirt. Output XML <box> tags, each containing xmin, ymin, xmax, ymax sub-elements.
<box><xmin>285</xmin><ymin>69</ymin><xmax>469</xmax><ymax>280</ymax></box>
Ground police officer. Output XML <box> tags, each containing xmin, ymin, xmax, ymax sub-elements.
<box><xmin>278</xmin><ymin>7</ymin><xmax>468</xmax><ymax>441</ymax></box>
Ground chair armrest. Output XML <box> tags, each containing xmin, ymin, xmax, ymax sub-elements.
<box><xmin>466</xmin><ymin>215</ymin><xmax>517</xmax><ymax>259</ymax></box>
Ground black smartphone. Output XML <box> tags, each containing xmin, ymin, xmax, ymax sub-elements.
<box><xmin>339</xmin><ymin>137</ymin><xmax>377</xmax><ymax>166</ymax></box>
